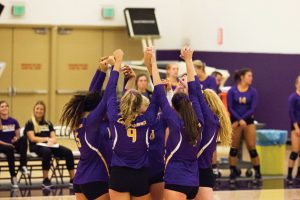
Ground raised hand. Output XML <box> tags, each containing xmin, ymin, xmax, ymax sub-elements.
<box><xmin>180</xmin><ymin>46</ymin><xmax>194</xmax><ymax>61</ymax></box>
<box><xmin>107</xmin><ymin>56</ymin><xmax>115</xmax><ymax>65</ymax></box>
<box><xmin>98</xmin><ymin>58</ymin><xmax>109</xmax><ymax>72</ymax></box>
<box><xmin>113</xmin><ymin>49</ymin><xmax>124</xmax><ymax>62</ymax></box>
<box><xmin>144</xmin><ymin>47</ymin><xmax>154</xmax><ymax>74</ymax></box>
<box><xmin>122</xmin><ymin>65</ymin><xmax>136</xmax><ymax>79</ymax></box>
<box><xmin>161</xmin><ymin>79</ymin><xmax>172</xmax><ymax>91</ymax></box>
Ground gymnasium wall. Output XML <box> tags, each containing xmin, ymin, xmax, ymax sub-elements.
<box><xmin>0</xmin><ymin>0</ymin><xmax>184</xmax><ymax>49</ymax></box>
<box><xmin>1</xmin><ymin>0</ymin><xmax>299</xmax><ymax>130</ymax></box>
<box><xmin>174</xmin><ymin>0</ymin><xmax>300</xmax><ymax>130</ymax></box>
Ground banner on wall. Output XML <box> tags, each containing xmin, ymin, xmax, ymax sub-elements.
<box><xmin>124</xmin><ymin>8</ymin><xmax>160</xmax><ymax>38</ymax></box>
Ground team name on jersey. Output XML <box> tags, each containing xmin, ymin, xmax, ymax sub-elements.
<box><xmin>1</xmin><ymin>124</ymin><xmax>16</xmax><ymax>132</ymax></box>
<box><xmin>39</xmin><ymin>125</ymin><xmax>50</xmax><ymax>132</ymax></box>
<box><xmin>117</xmin><ymin>118</ymin><xmax>147</xmax><ymax>128</ymax></box>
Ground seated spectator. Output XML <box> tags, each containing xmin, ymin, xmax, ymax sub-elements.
<box><xmin>25</xmin><ymin>100</ymin><xmax>75</xmax><ymax>188</ymax></box>
<box><xmin>0</xmin><ymin>100</ymin><xmax>29</xmax><ymax>188</ymax></box>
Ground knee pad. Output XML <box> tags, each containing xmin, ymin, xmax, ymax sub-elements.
<box><xmin>230</xmin><ymin>148</ymin><xmax>238</xmax><ymax>157</ymax></box>
<box><xmin>290</xmin><ymin>151</ymin><xmax>298</xmax><ymax>161</ymax></box>
<box><xmin>249</xmin><ymin>149</ymin><xmax>258</xmax><ymax>158</ymax></box>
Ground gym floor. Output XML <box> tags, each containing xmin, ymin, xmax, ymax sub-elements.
<box><xmin>0</xmin><ymin>139</ymin><xmax>298</xmax><ymax>199</ymax></box>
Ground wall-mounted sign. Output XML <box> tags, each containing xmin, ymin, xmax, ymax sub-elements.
<box><xmin>21</xmin><ymin>63</ymin><xmax>42</xmax><ymax>70</ymax></box>
<box><xmin>68</xmin><ymin>64</ymin><xmax>88</xmax><ymax>70</ymax></box>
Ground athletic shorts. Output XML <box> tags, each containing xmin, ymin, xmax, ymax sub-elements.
<box><xmin>231</xmin><ymin>116</ymin><xmax>254</xmax><ymax>125</ymax></box>
<box><xmin>109</xmin><ymin>166</ymin><xmax>149</xmax><ymax>197</ymax></box>
<box><xmin>199</xmin><ymin>168</ymin><xmax>215</xmax><ymax>188</ymax></box>
<box><xmin>73</xmin><ymin>181</ymin><xmax>108</xmax><ymax>200</ymax></box>
<box><xmin>149</xmin><ymin>170</ymin><xmax>164</xmax><ymax>185</ymax></box>
<box><xmin>165</xmin><ymin>184</ymin><xmax>198</xmax><ymax>199</ymax></box>
<box><xmin>291</xmin><ymin>123</ymin><xmax>300</xmax><ymax>131</ymax></box>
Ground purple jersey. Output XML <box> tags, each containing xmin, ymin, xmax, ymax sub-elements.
<box><xmin>107</xmin><ymin>71</ymin><xmax>159</xmax><ymax>169</ymax></box>
<box><xmin>156</xmin><ymin>84</ymin><xmax>202</xmax><ymax>187</ymax></box>
<box><xmin>288</xmin><ymin>92</ymin><xmax>300</xmax><ymax>125</ymax></box>
<box><xmin>148</xmin><ymin>113</ymin><xmax>167</xmax><ymax>177</ymax></box>
<box><xmin>227</xmin><ymin>85</ymin><xmax>258</xmax><ymax>121</ymax></box>
<box><xmin>73</xmin><ymin>69</ymin><xmax>112</xmax><ymax>184</ymax></box>
<box><xmin>73</xmin><ymin>118</ymin><xmax>111</xmax><ymax>184</ymax></box>
<box><xmin>199</xmin><ymin>75</ymin><xmax>217</xmax><ymax>92</ymax></box>
<box><xmin>0</xmin><ymin>117</ymin><xmax>20</xmax><ymax>143</ymax></box>
<box><xmin>193</xmin><ymin>78</ymin><xmax>220</xmax><ymax>169</ymax></box>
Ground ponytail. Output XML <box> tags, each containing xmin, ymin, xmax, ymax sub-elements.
<box><xmin>60</xmin><ymin>92</ymin><xmax>101</xmax><ymax>131</ymax></box>
<box><xmin>234</xmin><ymin>68</ymin><xmax>252</xmax><ymax>84</ymax></box>
<box><xmin>172</xmin><ymin>93</ymin><xmax>200</xmax><ymax>145</ymax></box>
<box><xmin>119</xmin><ymin>89</ymin><xmax>143</xmax><ymax>128</ymax></box>
<box><xmin>203</xmin><ymin>89</ymin><xmax>232</xmax><ymax>146</ymax></box>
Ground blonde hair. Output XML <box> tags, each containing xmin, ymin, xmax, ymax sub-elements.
<box><xmin>193</xmin><ymin>60</ymin><xmax>205</xmax><ymax>72</ymax></box>
<box><xmin>119</xmin><ymin>89</ymin><xmax>143</xmax><ymax>128</ymax></box>
<box><xmin>203</xmin><ymin>89</ymin><xmax>232</xmax><ymax>146</ymax></box>
<box><xmin>142</xmin><ymin>95</ymin><xmax>150</xmax><ymax>108</ymax></box>
<box><xmin>32</xmin><ymin>101</ymin><xmax>46</xmax><ymax>133</ymax></box>
<box><xmin>166</xmin><ymin>63</ymin><xmax>178</xmax><ymax>78</ymax></box>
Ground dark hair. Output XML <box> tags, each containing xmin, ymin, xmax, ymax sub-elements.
<box><xmin>171</xmin><ymin>93</ymin><xmax>201</xmax><ymax>145</ymax></box>
<box><xmin>0</xmin><ymin>100</ymin><xmax>9</xmax><ymax>129</ymax></box>
<box><xmin>234</xmin><ymin>68</ymin><xmax>252</xmax><ymax>84</ymax></box>
<box><xmin>60</xmin><ymin>92</ymin><xmax>101</xmax><ymax>131</ymax></box>
<box><xmin>211</xmin><ymin>71</ymin><xmax>223</xmax><ymax>77</ymax></box>
<box><xmin>135</xmin><ymin>73</ymin><xmax>148</xmax><ymax>88</ymax></box>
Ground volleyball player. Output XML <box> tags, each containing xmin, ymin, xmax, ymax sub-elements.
<box><xmin>60</xmin><ymin>57</ymin><xmax>113</xmax><ymax>200</ymax></box>
<box><xmin>193</xmin><ymin>60</ymin><xmax>217</xmax><ymax>92</ymax></box>
<box><xmin>210</xmin><ymin>70</ymin><xmax>224</xmax><ymax>179</ymax></box>
<box><xmin>227</xmin><ymin>68</ymin><xmax>261</xmax><ymax>181</ymax></box>
<box><xmin>107</xmin><ymin>49</ymin><xmax>162</xmax><ymax>200</ymax></box>
<box><xmin>287</xmin><ymin>75</ymin><xmax>300</xmax><ymax>183</ymax></box>
<box><xmin>142</xmin><ymin>54</ymin><xmax>167</xmax><ymax>200</ymax></box>
<box><xmin>191</xmin><ymin>69</ymin><xmax>232</xmax><ymax>200</ymax></box>
<box><xmin>148</xmin><ymin>46</ymin><xmax>203</xmax><ymax>200</ymax></box>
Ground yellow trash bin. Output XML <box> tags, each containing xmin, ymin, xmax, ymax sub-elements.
<box><xmin>256</xmin><ymin>130</ymin><xmax>288</xmax><ymax>175</ymax></box>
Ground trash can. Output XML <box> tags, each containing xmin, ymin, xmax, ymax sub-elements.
<box><xmin>256</xmin><ymin>129</ymin><xmax>288</xmax><ymax>175</ymax></box>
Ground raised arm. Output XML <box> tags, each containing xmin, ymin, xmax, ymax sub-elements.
<box><xmin>87</xmin><ymin>69</ymin><xmax>120</xmax><ymax>128</ymax></box>
<box><xmin>241</xmin><ymin>89</ymin><xmax>258</xmax><ymax>119</ymax></box>
<box><xmin>123</xmin><ymin>65</ymin><xmax>136</xmax><ymax>93</ymax></box>
<box><xmin>180</xmin><ymin>46</ymin><xmax>204</xmax><ymax>125</ymax></box>
<box><xmin>106</xmin><ymin>49</ymin><xmax>124</xmax><ymax>123</ymax></box>
<box><xmin>89</xmin><ymin>57</ymin><xmax>109</xmax><ymax>92</ymax></box>
<box><xmin>89</xmin><ymin>70</ymin><xmax>100</xmax><ymax>91</ymax></box>
<box><xmin>147</xmin><ymin>47</ymin><xmax>174</xmax><ymax>119</ymax></box>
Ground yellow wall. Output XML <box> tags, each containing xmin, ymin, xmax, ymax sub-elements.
<box><xmin>0</xmin><ymin>25</ymin><xmax>142</xmax><ymax>126</ymax></box>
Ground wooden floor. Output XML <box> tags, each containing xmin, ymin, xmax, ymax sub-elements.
<box><xmin>0</xmin><ymin>189</ymin><xmax>300</xmax><ymax>200</ymax></box>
